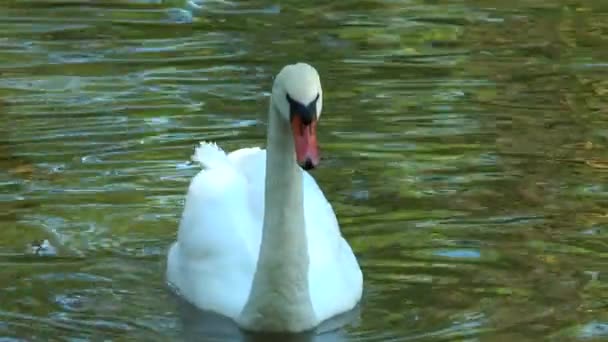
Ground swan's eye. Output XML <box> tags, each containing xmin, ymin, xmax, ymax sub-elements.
<box><xmin>286</xmin><ymin>93</ymin><xmax>319</xmax><ymax>125</ymax></box>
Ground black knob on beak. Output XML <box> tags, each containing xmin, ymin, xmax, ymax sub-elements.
<box><xmin>301</xmin><ymin>158</ymin><xmax>315</xmax><ymax>171</ymax></box>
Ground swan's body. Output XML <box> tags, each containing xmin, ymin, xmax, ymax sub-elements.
<box><xmin>166</xmin><ymin>63</ymin><xmax>363</xmax><ymax>332</ymax></box>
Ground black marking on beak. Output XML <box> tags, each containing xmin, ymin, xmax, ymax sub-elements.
<box><xmin>301</xmin><ymin>158</ymin><xmax>315</xmax><ymax>171</ymax></box>
<box><xmin>286</xmin><ymin>93</ymin><xmax>319</xmax><ymax>125</ymax></box>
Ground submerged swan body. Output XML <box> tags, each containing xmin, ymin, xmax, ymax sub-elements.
<box><xmin>166</xmin><ymin>63</ymin><xmax>363</xmax><ymax>332</ymax></box>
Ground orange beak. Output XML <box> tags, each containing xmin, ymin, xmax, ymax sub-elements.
<box><xmin>291</xmin><ymin>115</ymin><xmax>319</xmax><ymax>170</ymax></box>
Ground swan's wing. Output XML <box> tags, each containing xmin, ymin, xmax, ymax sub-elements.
<box><xmin>302</xmin><ymin>172</ymin><xmax>364</xmax><ymax>322</ymax></box>
<box><xmin>179</xmin><ymin>142</ymin><xmax>259</xmax><ymax>257</ymax></box>
<box><xmin>302</xmin><ymin>172</ymin><xmax>342</xmax><ymax>260</ymax></box>
<box><xmin>228</xmin><ymin>147</ymin><xmax>266</xmax><ymax>219</ymax></box>
<box><xmin>227</xmin><ymin>146</ymin><xmax>262</xmax><ymax>164</ymax></box>
<box><xmin>167</xmin><ymin>143</ymin><xmax>260</xmax><ymax>319</ymax></box>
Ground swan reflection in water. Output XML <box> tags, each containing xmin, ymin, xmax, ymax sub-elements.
<box><xmin>173</xmin><ymin>294</ymin><xmax>361</xmax><ymax>342</ymax></box>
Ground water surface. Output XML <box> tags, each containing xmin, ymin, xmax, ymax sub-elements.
<box><xmin>1</xmin><ymin>0</ymin><xmax>607</xmax><ymax>341</ymax></box>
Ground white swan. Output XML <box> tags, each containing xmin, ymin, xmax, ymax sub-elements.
<box><xmin>166</xmin><ymin>62</ymin><xmax>363</xmax><ymax>333</ymax></box>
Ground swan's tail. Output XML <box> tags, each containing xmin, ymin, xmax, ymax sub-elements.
<box><xmin>191</xmin><ymin>142</ymin><xmax>230</xmax><ymax>169</ymax></box>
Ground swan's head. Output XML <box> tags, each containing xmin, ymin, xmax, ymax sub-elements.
<box><xmin>272</xmin><ymin>63</ymin><xmax>323</xmax><ymax>170</ymax></box>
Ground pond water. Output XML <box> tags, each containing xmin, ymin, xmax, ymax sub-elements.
<box><xmin>1</xmin><ymin>0</ymin><xmax>607</xmax><ymax>341</ymax></box>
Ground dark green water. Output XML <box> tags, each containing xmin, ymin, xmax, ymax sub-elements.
<box><xmin>1</xmin><ymin>0</ymin><xmax>607</xmax><ymax>341</ymax></box>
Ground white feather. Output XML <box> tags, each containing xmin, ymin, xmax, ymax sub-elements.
<box><xmin>191</xmin><ymin>142</ymin><xmax>230</xmax><ymax>169</ymax></box>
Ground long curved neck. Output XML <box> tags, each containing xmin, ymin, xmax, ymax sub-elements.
<box><xmin>238</xmin><ymin>98</ymin><xmax>316</xmax><ymax>332</ymax></box>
